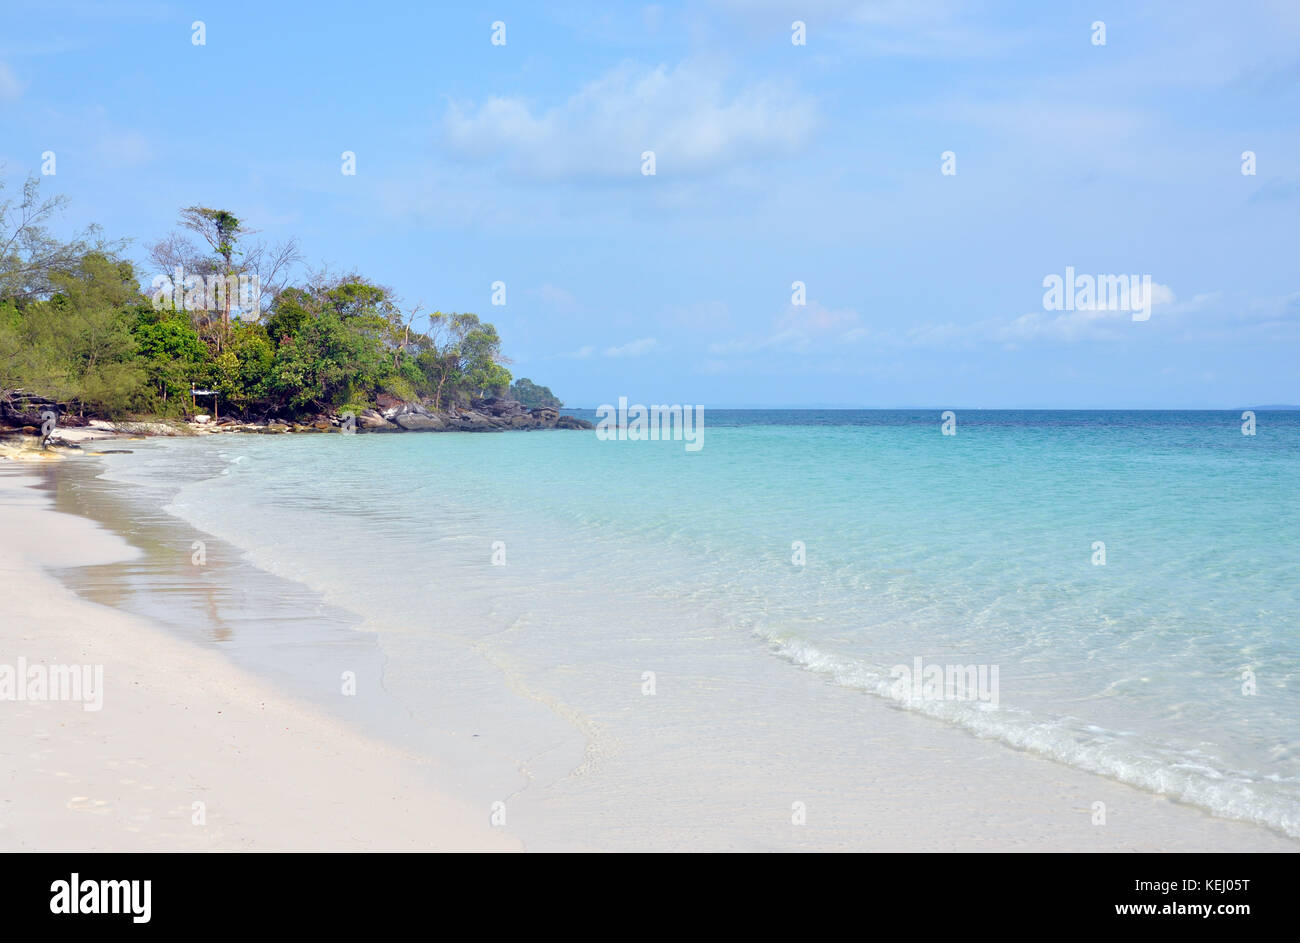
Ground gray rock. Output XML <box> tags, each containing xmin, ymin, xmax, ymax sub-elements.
<box><xmin>357</xmin><ymin>409</ymin><xmax>397</xmax><ymax>431</ymax></box>
<box><xmin>394</xmin><ymin>412</ymin><xmax>445</xmax><ymax>431</ymax></box>
<box><xmin>383</xmin><ymin>401</ymin><xmax>436</xmax><ymax>422</ymax></box>
<box><xmin>109</xmin><ymin>420</ymin><xmax>194</xmax><ymax>437</ymax></box>
<box><xmin>452</xmin><ymin>410</ymin><xmax>495</xmax><ymax>431</ymax></box>
<box><xmin>529</xmin><ymin>406</ymin><xmax>559</xmax><ymax>426</ymax></box>
<box><xmin>472</xmin><ymin>397</ymin><xmax>528</xmax><ymax>418</ymax></box>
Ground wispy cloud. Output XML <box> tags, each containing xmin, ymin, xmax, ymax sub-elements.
<box><xmin>603</xmin><ymin>337</ymin><xmax>660</xmax><ymax>357</ymax></box>
<box><xmin>711</xmin><ymin>300</ymin><xmax>859</xmax><ymax>354</ymax></box>
<box><xmin>555</xmin><ymin>338</ymin><xmax>662</xmax><ymax>359</ymax></box>
<box><xmin>714</xmin><ymin>285</ymin><xmax>1209</xmax><ymax>358</ymax></box>
<box><xmin>443</xmin><ymin>60</ymin><xmax>816</xmax><ymax>179</ymax></box>
<box><xmin>1247</xmin><ymin>178</ymin><xmax>1300</xmax><ymax>204</ymax></box>
<box><xmin>96</xmin><ymin>127</ymin><xmax>152</xmax><ymax>166</ymax></box>
<box><xmin>0</xmin><ymin>62</ymin><xmax>23</xmax><ymax>101</ymax></box>
<box><xmin>1001</xmin><ymin>283</ymin><xmax>1178</xmax><ymax>342</ymax></box>
<box><xmin>537</xmin><ymin>283</ymin><xmax>577</xmax><ymax>309</ymax></box>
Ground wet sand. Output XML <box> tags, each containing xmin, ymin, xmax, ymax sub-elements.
<box><xmin>0</xmin><ymin>461</ymin><xmax>517</xmax><ymax>851</ymax></box>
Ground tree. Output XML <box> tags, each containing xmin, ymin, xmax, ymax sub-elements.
<box><xmin>0</xmin><ymin>173</ymin><xmax>123</xmax><ymax>301</ymax></box>
<box><xmin>208</xmin><ymin>322</ymin><xmax>273</xmax><ymax>414</ymax></box>
<box><xmin>422</xmin><ymin>312</ymin><xmax>511</xmax><ymax>408</ymax></box>
<box><xmin>18</xmin><ymin>252</ymin><xmax>146</xmax><ymax>417</ymax></box>
<box><xmin>150</xmin><ymin>205</ymin><xmax>302</xmax><ymax>351</ymax></box>
<box><xmin>1</xmin><ymin>183</ymin><xmax>527</xmax><ymax>425</ymax></box>
<box><xmin>0</xmin><ymin>298</ymin><xmax>26</xmax><ymax>395</ymax></box>
<box><xmin>131</xmin><ymin>307</ymin><xmax>209</xmax><ymax>411</ymax></box>
<box><xmin>179</xmin><ymin>206</ymin><xmax>243</xmax><ymax>337</ymax></box>
<box><xmin>509</xmin><ymin>377</ymin><xmax>562</xmax><ymax>408</ymax></box>
<box><xmin>260</xmin><ymin>275</ymin><xmax>409</xmax><ymax>413</ymax></box>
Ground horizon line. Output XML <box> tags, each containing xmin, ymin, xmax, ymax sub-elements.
<box><xmin>562</xmin><ymin>405</ymin><xmax>1300</xmax><ymax>411</ymax></box>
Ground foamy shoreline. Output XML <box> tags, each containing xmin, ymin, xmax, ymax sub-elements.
<box><xmin>2</xmin><ymin>449</ymin><xmax>1297</xmax><ymax>852</ymax></box>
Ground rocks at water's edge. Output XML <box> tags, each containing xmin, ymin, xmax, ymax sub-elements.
<box><xmin>0</xmin><ymin>394</ymin><xmax>593</xmax><ymax>441</ymax></box>
<box><xmin>360</xmin><ymin>397</ymin><xmax>590</xmax><ymax>434</ymax></box>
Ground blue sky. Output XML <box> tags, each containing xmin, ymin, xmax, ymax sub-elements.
<box><xmin>1</xmin><ymin>0</ymin><xmax>1297</xmax><ymax>407</ymax></box>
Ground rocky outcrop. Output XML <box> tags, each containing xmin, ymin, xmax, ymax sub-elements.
<box><xmin>379</xmin><ymin>401</ymin><xmax>445</xmax><ymax>431</ymax></box>
<box><xmin>357</xmin><ymin>409</ymin><xmax>397</xmax><ymax>431</ymax></box>
<box><xmin>530</xmin><ymin>406</ymin><xmax>559</xmax><ymax>426</ymax></box>
<box><xmin>73</xmin><ymin>420</ymin><xmax>192</xmax><ymax>437</ymax></box>
<box><xmin>555</xmin><ymin>414</ymin><xmax>592</xmax><ymax>430</ymax></box>
<box><xmin>359</xmin><ymin>397</ymin><xmax>590</xmax><ymax>433</ymax></box>
<box><xmin>474</xmin><ymin>397</ymin><xmax>527</xmax><ymax>419</ymax></box>
<box><xmin>1</xmin><ymin>391</ymin><xmax>593</xmax><ymax>440</ymax></box>
<box><xmin>395</xmin><ymin>412</ymin><xmax>445</xmax><ymax>431</ymax></box>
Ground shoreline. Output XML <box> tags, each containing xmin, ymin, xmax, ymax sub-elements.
<box><xmin>3</xmin><ymin>446</ymin><xmax>1298</xmax><ymax>851</ymax></box>
<box><xmin>0</xmin><ymin>390</ymin><xmax>593</xmax><ymax>446</ymax></box>
<box><xmin>0</xmin><ymin>461</ymin><xmax>519</xmax><ymax>851</ymax></box>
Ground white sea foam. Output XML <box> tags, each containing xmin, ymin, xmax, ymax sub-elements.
<box><xmin>766</xmin><ymin>632</ymin><xmax>1300</xmax><ymax>838</ymax></box>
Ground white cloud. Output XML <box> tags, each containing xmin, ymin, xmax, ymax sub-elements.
<box><xmin>711</xmin><ymin>300</ymin><xmax>859</xmax><ymax>354</ymax></box>
<box><xmin>710</xmin><ymin>328</ymin><xmax>804</xmax><ymax>355</ymax></box>
<box><xmin>443</xmin><ymin>60</ymin><xmax>816</xmax><ymax>179</ymax></box>
<box><xmin>716</xmin><ymin>282</ymin><xmax>1199</xmax><ymax>355</ymax></box>
<box><xmin>776</xmin><ymin>299</ymin><xmax>859</xmax><ymax>334</ymax></box>
<box><xmin>96</xmin><ymin>128</ymin><xmax>152</xmax><ymax>165</ymax></box>
<box><xmin>537</xmin><ymin>283</ymin><xmax>576</xmax><ymax>309</ymax></box>
<box><xmin>0</xmin><ymin>62</ymin><xmax>22</xmax><ymax>101</ymax></box>
<box><xmin>1003</xmin><ymin>282</ymin><xmax>1177</xmax><ymax>342</ymax></box>
<box><xmin>839</xmin><ymin>319</ymin><xmax>981</xmax><ymax>349</ymax></box>
<box><xmin>603</xmin><ymin>337</ymin><xmax>660</xmax><ymax>357</ymax></box>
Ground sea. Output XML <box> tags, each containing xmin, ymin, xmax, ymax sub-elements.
<box><xmin>78</xmin><ymin>409</ymin><xmax>1300</xmax><ymax>840</ymax></box>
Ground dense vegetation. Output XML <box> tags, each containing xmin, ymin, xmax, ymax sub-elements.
<box><xmin>0</xmin><ymin>176</ymin><xmax>527</xmax><ymax>421</ymax></box>
<box><xmin>509</xmin><ymin>377</ymin><xmax>563</xmax><ymax>409</ymax></box>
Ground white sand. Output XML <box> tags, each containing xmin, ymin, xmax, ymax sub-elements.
<box><xmin>1</xmin><ymin>451</ymin><xmax>1296</xmax><ymax>852</ymax></box>
<box><xmin>0</xmin><ymin>463</ymin><xmax>517</xmax><ymax>851</ymax></box>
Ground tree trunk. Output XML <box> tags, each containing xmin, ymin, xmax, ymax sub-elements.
<box><xmin>434</xmin><ymin>371</ymin><xmax>448</xmax><ymax>411</ymax></box>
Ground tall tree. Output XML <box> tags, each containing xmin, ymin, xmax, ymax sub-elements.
<box><xmin>150</xmin><ymin>205</ymin><xmax>301</xmax><ymax>351</ymax></box>
<box><xmin>0</xmin><ymin>174</ymin><xmax>122</xmax><ymax>301</ymax></box>
<box><xmin>178</xmin><ymin>206</ymin><xmax>244</xmax><ymax>342</ymax></box>
<box><xmin>423</xmin><ymin>313</ymin><xmax>511</xmax><ymax>408</ymax></box>
<box><xmin>17</xmin><ymin>252</ymin><xmax>145</xmax><ymax>417</ymax></box>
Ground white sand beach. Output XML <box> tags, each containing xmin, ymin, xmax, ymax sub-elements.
<box><xmin>2</xmin><ymin>448</ymin><xmax>1297</xmax><ymax>852</ymax></box>
<box><xmin>0</xmin><ymin>459</ymin><xmax>517</xmax><ymax>852</ymax></box>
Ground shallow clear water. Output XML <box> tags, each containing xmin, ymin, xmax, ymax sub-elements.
<box><xmin>97</xmin><ymin>410</ymin><xmax>1300</xmax><ymax>836</ymax></box>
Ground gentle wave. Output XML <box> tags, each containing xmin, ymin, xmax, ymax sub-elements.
<box><xmin>766</xmin><ymin>632</ymin><xmax>1300</xmax><ymax>837</ymax></box>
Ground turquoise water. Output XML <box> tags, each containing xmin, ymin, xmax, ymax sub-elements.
<box><xmin>100</xmin><ymin>410</ymin><xmax>1300</xmax><ymax>835</ymax></box>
